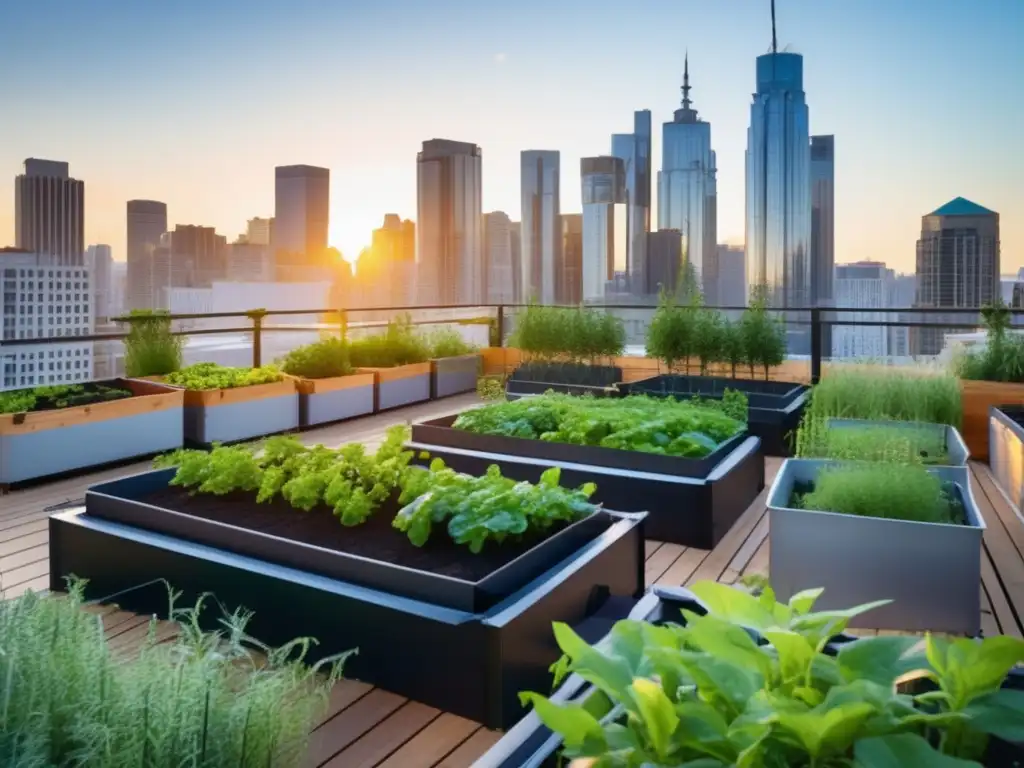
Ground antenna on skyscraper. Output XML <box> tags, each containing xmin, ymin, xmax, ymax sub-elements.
<box><xmin>771</xmin><ymin>0</ymin><xmax>778</xmax><ymax>54</ymax></box>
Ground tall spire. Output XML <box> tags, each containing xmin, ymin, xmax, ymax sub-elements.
<box><xmin>771</xmin><ymin>0</ymin><xmax>778</xmax><ymax>54</ymax></box>
<box><xmin>681</xmin><ymin>51</ymin><xmax>692</xmax><ymax>110</ymax></box>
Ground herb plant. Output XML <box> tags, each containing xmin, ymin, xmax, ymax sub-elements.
<box><xmin>0</xmin><ymin>383</ymin><xmax>132</xmax><ymax>415</ymax></box>
<box><xmin>689</xmin><ymin>388</ymin><xmax>750</xmax><ymax>423</ymax></box>
<box><xmin>425</xmin><ymin>326</ymin><xmax>478</xmax><ymax>358</ymax></box>
<box><xmin>807</xmin><ymin>366</ymin><xmax>962</xmax><ymax>427</ymax></box>
<box><xmin>795</xmin><ymin>418</ymin><xmax>949</xmax><ymax>465</ymax></box>
<box><xmin>957</xmin><ymin>299</ymin><xmax>1024</xmax><ymax>383</ymax></box>
<box><xmin>347</xmin><ymin>314</ymin><xmax>432</xmax><ymax>368</ymax></box>
<box><xmin>451</xmin><ymin>393</ymin><xmax>744</xmax><ymax>457</ymax></box>
<box><xmin>279</xmin><ymin>336</ymin><xmax>355</xmax><ymax>380</ymax></box>
<box><xmin>476</xmin><ymin>373</ymin><xmax>507</xmax><ymax>401</ymax></box>
<box><xmin>510</xmin><ymin>302</ymin><xmax>625</xmax><ymax>367</ymax></box>
<box><xmin>164</xmin><ymin>362</ymin><xmax>284</xmax><ymax>390</ymax></box>
<box><xmin>740</xmin><ymin>291</ymin><xmax>787</xmax><ymax>379</ymax></box>
<box><xmin>122</xmin><ymin>309</ymin><xmax>183</xmax><ymax>377</ymax></box>
<box><xmin>522</xmin><ymin>580</ymin><xmax>1024</xmax><ymax>767</ymax></box>
<box><xmin>394</xmin><ymin>462</ymin><xmax>598</xmax><ymax>553</ymax></box>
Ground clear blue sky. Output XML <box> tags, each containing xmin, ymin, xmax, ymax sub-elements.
<box><xmin>1</xmin><ymin>0</ymin><xmax>1021</xmax><ymax>273</ymax></box>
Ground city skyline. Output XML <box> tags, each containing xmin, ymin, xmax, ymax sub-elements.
<box><xmin>1</xmin><ymin>0</ymin><xmax>1020</xmax><ymax>274</ymax></box>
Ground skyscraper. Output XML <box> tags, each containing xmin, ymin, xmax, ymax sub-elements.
<box><xmin>811</xmin><ymin>135</ymin><xmax>835</xmax><ymax>356</ymax></box>
<box><xmin>646</xmin><ymin>230</ymin><xmax>684</xmax><ymax>296</ymax></box>
<box><xmin>416</xmin><ymin>139</ymin><xmax>483</xmax><ymax>305</ymax></box>
<box><xmin>86</xmin><ymin>244</ymin><xmax>113</xmax><ymax>323</ymax></box>
<box><xmin>832</xmin><ymin>261</ymin><xmax>895</xmax><ymax>360</ymax></box>
<box><xmin>246</xmin><ymin>217</ymin><xmax>274</xmax><ymax>246</ymax></box>
<box><xmin>483</xmin><ymin>211</ymin><xmax>517</xmax><ymax>304</ymax></box>
<box><xmin>355</xmin><ymin>214</ymin><xmax>416</xmax><ymax>307</ymax></box>
<box><xmin>274</xmin><ymin>165</ymin><xmax>330</xmax><ymax>275</ymax></box>
<box><xmin>658</xmin><ymin>56</ymin><xmax>717</xmax><ymax>301</ymax></box>
<box><xmin>162</xmin><ymin>225</ymin><xmax>227</xmax><ymax>288</ymax></box>
<box><xmin>580</xmin><ymin>156</ymin><xmax>627</xmax><ymax>301</ymax></box>
<box><xmin>745</xmin><ymin>52</ymin><xmax>811</xmax><ymax>308</ymax></box>
<box><xmin>520</xmin><ymin>150</ymin><xmax>561</xmax><ymax>303</ymax></box>
<box><xmin>15</xmin><ymin>159</ymin><xmax>85</xmax><ymax>266</ymax></box>
<box><xmin>559</xmin><ymin>214</ymin><xmax>583</xmax><ymax>305</ymax></box>
<box><xmin>716</xmin><ymin>244</ymin><xmax>748</xmax><ymax>311</ymax></box>
<box><xmin>126</xmin><ymin>199</ymin><xmax>168</xmax><ymax>310</ymax></box>
<box><xmin>913</xmin><ymin>197</ymin><xmax>1000</xmax><ymax>355</ymax></box>
<box><xmin>611</xmin><ymin>111</ymin><xmax>652</xmax><ymax>292</ymax></box>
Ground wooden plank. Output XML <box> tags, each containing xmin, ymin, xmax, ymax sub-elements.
<box><xmin>655</xmin><ymin>546</ymin><xmax>710</xmax><ymax>588</ymax></box>
<box><xmin>375</xmin><ymin>713</ymin><xmax>481</xmax><ymax>768</ymax></box>
<box><xmin>0</xmin><ymin>529</ymin><xmax>48</xmax><ymax>557</ymax></box>
<box><xmin>970</xmin><ymin>464</ymin><xmax>1024</xmax><ymax>636</ymax></box>
<box><xmin>0</xmin><ymin>542</ymin><xmax>48</xmax><ymax>571</ymax></box>
<box><xmin>308</xmin><ymin>689</ymin><xmax>406</xmax><ymax>766</ymax></box>
<box><xmin>685</xmin><ymin>502</ymin><xmax>768</xmax><ymax>587</ymax></box>
<box><xmin>726</xmin><ymin>515</ymin><xmax>769</xmax><ymax>576</ymax></box>
<box><xmin>0</xmin><ymin>557</ymin><xmax>48</xmax><ymax>587</ymax></box>
<box><xmin>972</xmin><ymin>463</ymin><xmax>1024</xmax><ymax>557</ymax></box>
<box><xmin>644</xmin><ymin>543</ymin><xmax>685</xmax><ymax>585</ymax></box>
<box><xmin>3</xmin><ymin>575</ymin><xmax>48</xmax><ymax>598</ymax></box>
<box><xmin>319</xmin><ymin>680</ymin><xmax>376</xmax><ymax>723</ymax></box>
<box><xmin>434</xmin><ymin>727</ymin><xmax>503</xmax><ymax>768</ymax></box>
<box><xmin>644</xmin><ymin>540</ymin><xmax>663</xmax><ymax>560</ymax></box>
<box><xmin>743</xmin><ymin>538</ymin><xmax>771</xmax><ymax>581</ymax></box>
<box><xmin>981</xmin><ymin>547</ymin><xmax>1022</xmax><ymax>638</ymax></box>
<box><xmin>0</xmin><ymin>519</ymin><xmax>48</xmax><ymax>544</ymax></box>
<box><xmin>322</xmin><ymin>701</ymin><xmax>439</xmax><ymax>767</ymax></box>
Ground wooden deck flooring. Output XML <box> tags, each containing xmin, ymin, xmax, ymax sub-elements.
<box><xmin>3</xmin><ymin>395</ymin><xmax>1024</xmax><ymax>766</ymax></box>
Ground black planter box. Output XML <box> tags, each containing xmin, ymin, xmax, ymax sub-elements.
<box><xmin>506</xmin><ymin>362</ymin><xmax>622</xmax><ymax>400</ymax></box>
<box><xmin>409</xmin><ymin>429</ymin><xmax>764</xmax><ymax>548</ymax></box>
<box><xmin>619</xmin><ymin>374</ymin><xmax>810</xmax><ymax>456</ymax></box>
<box><xmin>49</xmin><ymin>475</ymin><xmax>646</xmax><ymax>730</ymax></box>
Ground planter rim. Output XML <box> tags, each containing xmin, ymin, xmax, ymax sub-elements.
<box><xmin>291</xmin><ymin>371</ymin><xmax>375</xmax><ymax>395</ymax></box>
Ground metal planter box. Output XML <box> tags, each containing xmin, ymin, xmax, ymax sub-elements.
<box><xmin>0</xmin><ymin>378</ymin><xmax>184</xmax><ymax>485</ymax></box>
<box><xmin>179</xmin><ymin>378</ymin><xmax>299</xmax><ymax>445</ymax></box>
<box><xmin>826</xmin><ymin>418</ymin><xmax>970</xmax><ymax>466</ymax></box>
<box><xmin>989</xmin><ymin>406</ymin><xmax>1024</xmax><ymax>514</ymax></box>
<box><xmin>768</xmin><ymin>459</ymin><xmax>985</xmax><ymax>634</ymax></box>
<box><xmin>49</xmin><ymin>474</ymin><xmax>646</xmax><ymax>730</ymax></box>
<box><xmin>360</xmin><ymin>362</ymin><xmax>431</xmax><ymax>411</ymax></box>
<box><xmin>505</xmin><ymin>362</ymin><xmax>622</xmax><ymax>401</ymax></box>
<box><xmin>431</xmin><ymin>354</ymin><xmax>480</xmax><ymax>399</ymax></box>
<box><xmin>619</xmin><ymin>374</ymin><xmax>809</xmax><ymax>456</ymax></box>
<box><xmin>293</xmin><ymin>372</ymin><xmax>375</xmax><ymax>428</ymax></box>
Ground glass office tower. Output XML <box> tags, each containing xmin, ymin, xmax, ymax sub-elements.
<box><xmin>611</xmin><ymin>111</ymin><xmax>651</xmax><ymax>293</ymax></box>
<box><xmin>520</xmin><ymin>150</ymin><xmax>561</xmax><ymax>304</ymax></box>
<box><xmin>581</xmin><ymin>156</ymin><xmax>627</xmax><ymax>301</ymax></box>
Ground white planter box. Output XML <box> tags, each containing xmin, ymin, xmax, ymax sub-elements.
<box><xmin>767</xmin><ymin>459</ymin><xmax>984</xmax><ymax>635</ymax></box>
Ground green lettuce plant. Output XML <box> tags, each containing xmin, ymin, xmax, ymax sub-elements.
<box><xmin>522</xmin><ymin>580</ymin><xmax>1024</xmax><ymax>767</ymax></box>
<box><xmin>0</xmin><ymin>383</ymin><xmax>132</xmax><ymax>415</ymax></box>
<box><xmin>164</xmin><ymin>362</ymin><xmax>283</xmax><ymax>390</ymax></box>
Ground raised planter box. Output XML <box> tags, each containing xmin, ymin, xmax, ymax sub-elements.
<box><xmin>361</xmin><ymin>362</ymin><xmax>431</xmax><ymax>411</ymax></box>
<box><xmin>989</xmin><ymin>406</ymin><xmax>1024</xmax><ymax>514</ymax></box>
<box><xmin>293</xmin><ymin>372</ymin><xmax>375</xmax><ymax>428</ymax></box>
<box><xmin>826</xmin><ymin>418</ymin><xmax>969</xmax><ymax>466</ymax></box>
<box><xmin>49</xmin><ymin>470</ymin><xmax>646</xmax><ymax>730</ymax></box>
<box><xmin>410</xmin><ymin>418</ymin><xmax>763</xmax><ymax>548</ymax></box>
<box><xmin>768</xmin><ymin>459</ymin><xmax>985</xmax><ymax>634</ymax></box>
<box><xmin>619</xmin><ymin>374</ymin><xmax>809</xmax><ymax>456</ymax></box>
<box><xmin>961</xmin><ymin>379</ymin><xmax>1024</xmax><ymax>461</ymax></box>
<box><xmin>175</xmin><ymin>378</ymin><xmax>299</xmax><ymax>445</ymax></box>
<box><xmin>505</xmin><ymin>362</ymin><xmax>623</xmax><ymax>400</ymax></box>
<box><xmin>0</xmin><ymin>378</ymin><xmax>184</xmax><ymax>485</ymax></box>
<box><xmin>431</xmin><ymin>354</ymin><xmax>480</xmax><ymax>399</ymax></box>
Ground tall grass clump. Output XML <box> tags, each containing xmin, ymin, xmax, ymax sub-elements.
<box><xmin>956</xmin><ymin>298</ymin><xmax>1024</xmax><ymax>383</ymax></box>
<box><xmin>795</xmin><ymin>417</ymin><xmax>947</xmax><ymax>465</ymax></box>
<box><xmin>806</xmin><ymin>366</ymin><xmax>962</xmax><ymax>427</ymax></box>
<box><xmin>348</xmin><ymin>314</ymin><xmax>431</xmax><ymax>368</ymax></box>
<box><xmin>424</xmin><ymin>326</ymin><xmax>478</xmax><ymax>358</ymax></box>
<box><xmin>0</xmin><ymin>584</ymin><xmax>345</xmax><ymax>767</ymax></box>
<box><xmin>123</xmin><ymin>310</ymin><xmax>183</xmax><ymax>378</ymax></box>
<box><xmin>797</xmin><ymin>463</ymin><xmax>959</xmax><ymax>524</ymax></box>
<box><xmin>279</xmin><ymin>336</ymin><xmax>354</xmax><ymax>379</ymax></box>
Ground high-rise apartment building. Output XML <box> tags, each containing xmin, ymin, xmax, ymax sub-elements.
<box><xmin>416</xmin><ymin>139</ymin><xmax>483</xmax><ymax>305</ymax></box>
<box><xmin>520</xmin><ymin>151</ymin><xmax>561</xmax><ymax>303</ymax></box>
<box><xmin>745</xmin><ymin>52</ymin><xmax>811</xmax><ymax>308</ymax></box>
<box><xmin>354</xmin><ymin>214</ymin><xmax>416</xmax><ymax>308</ymax></box>
<box><xmin>832</xmin><ymin>261</ymin><xmax>895</xmax><ymax>360</ymax></box>
<box><xmin>716</xmin><ymin>244</ymin><xmax>747</xmax><ymax>311</ymax></box>
<box><xmin>559</xmin><ymin>214</ymin><xmax>583</xmax><ymax>305</ymax></box>
<box><xmin>274</xmin><ymin>165</ymin><xmax>330</xmax><ymax>275</ymax></box>
<box><xmin>483</xmin><ymin>211</ymin><xmax>517</xmax><ymax>304</ymax></box>
<box><xmin>226</xmin><ymin>243</ymin><xmax>274</xmax><ymax>282</ymax></box>
<box><xmin>659</xmin><ymin>58</ymin><xmax>717</xmax><ymax>301</ymax></box>
<box><xmin>15</xmin><ymin>159</ymin><xmax>85</xmax><ymax>266</ymax></box>
<box><xmin>646</xmin><ymin>230</ymin><xmax>684</xmax><ymax>296</ymax></box>
<box><xmin>162</xmin><ymin>225</ymin><xmax>227</xmax><ymax>288</ymax></box>
<box><xmin>581</xmin><ymin>156</ymin><xmax>627</xmax><ymax>301</ymax></box>
<box><xmin>126</xmin><ymin>199</ymin><xmax>168</xmax><ymax>310</ymax></box>
<box><xmin>913</xmin><ymin>197</ymin><xmax>1000</xmax><ymax>355</ymax></box>
<box><xmin>1</xmin><ymin>249</ymin><xmax>93</xmax><ymax>390</ymax></box>
<box><xmin>85</xmin><ymin>244</ymin><xmax>113</xmax><ymax>323</ymax></box>
<box><xmin>810</xmin><ymin>135</ymin><xmax>835</xmax><ymax>355</ymax></box>
<box><xmin>611</xmin><ymin>111</ymin><xmax>652</xmax><ymax>292</ymax></box>
<box><xmin>246</xmin><ymin>217</ymin><xmax>274</xmax><ymax>246</ymax></box>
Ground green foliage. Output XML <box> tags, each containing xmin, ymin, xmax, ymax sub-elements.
<box><xmin>424</xmin><ymin>326</ymin><xmax>478</xmax><ymax>358</ymax></box>
<box><xmin>740</xmin><ymin>292</ymin><xmax>787</xmax><ymax>379</ymax></box>
<box><xmin>720</xmin><ymin>319</ymin><xmax>748</xmax><ymax>377</ymax></box>
<box><xmin>510</xmin><ymin>302</ymin><xmax>625</xmax><ymax>364</ymax></box>
<box><xmin>795</xmin><ymin>463</ymin><xmax>962</xmax><ymax>524</ymax></box>
<box><xmin>523</xmin><ymin>579</ymin><xmax>1024</xmax><ymax>766</ymax></box>
<box><xmin>645</xmin><ymin>290</ymin><xmax>696</xmax><ymax>373</ymax></box>
<box><xmin>394</xmin><ymin>462</ymin><xmax>598</xmax><ymax>553</ymax></box>
<box><xmin>807</xmin><ymin>366</ymin><xmax>963</xmax><ymax>427</ymax></box>
<box><xmin>123</xmin><ymin>309</ymin><xmax>183</xmax><ymax>377</ymax></box>
<box><xmin>690</xmin><ymin>388</ymin><xmax>749</xmax><ymax>423</ymax></box>
<box><xmin>0</xmin><ymin>583</ymin><xmax>345</xmax><ymax>767</ymax></box>
<box><xmin>476</xmin><ymin>374</ymin><xmax>507</xmax><ymax>401</ymax></box>
<box><xmin>795</xmin><ymin>418</ymin><xmax>949</xmax><ymax>465</ymax></box>
<box><xmin>957</xmin><ymin>298</ymin><xmax>1024</xmax><ymax>383</ymax></box>
<box><xmin>347</xmin><ymin>314</ymin><xmax>431</xmax><ymax>368</ymax></box>
<box><xmin>164</xmin><ymin>362</ymin><xmax>284</xmax><ymax>390</ymax></box>
<box><xmin>451</xmin><ymin>393</ymin><xmax>744</xmax><ymax>458</ymax></box>
<box><xmin>279</xmin><ymin>336</ymin><xmax>354</xmax><ymax>380</ymax></box>
<box><xmin>0</xmin><ymin>383</ymin><xmax>132</xmax><ymax>415</ymax></box>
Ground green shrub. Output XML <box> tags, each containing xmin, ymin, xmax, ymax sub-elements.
<box><xmin>348</xmin><ymin>315</ymin><xmax>431</xmax><ymax>368</ymax></box>
<box><xmin>476</xmin><ymin>374</ymin><xmax>506</xmax><ymax>401</ymax></box>
<box><xmin>720</xmin><ymin>319</ymin><xmax>747</xmax><ymax>377</ymax></box>
<box><xmin>279</xmin><ymin>337</ymin><xmax>354</xmax><ymax>379</ymax></box>
<box><xmin>957</xmin><ymin>298</ymin><xmax>1024</xmax><ymax>382</ymax></box>
<box><xmin>510</xmin><ymin>302</ymin><xmax>624</xmax><ymax>365</ymax></box>
<box><xmin>796</xmin><ymin>463</ymin><xmax>960</xmax><ymax>523</ymax></box>
<box><xmin>123</xmin><ymin>309</ymin><xmax>183</xmax><ymax>377</ymax></box>
<box><xmin>425</xmin><ymin>327</ymin><xmax>477</xmax><ymax>358</ymax></box>
<box><xmin>164</xmin><ymin>362</ymin><xmax>283</xmax><ymax>390</ymax></box>
<box><xmin>645</xmin><ymin>291</ymin><xmax>695</xmax><ymax>373</ymax></box>
<box><xmin>693</xmin><ymin>305</ymin><xmax>725</xmax><ymax>375</ymax></box>
<box><xmin>0</xmin><ymin>584</ymin><xmax>343</xmax><ymax>767</ymax></box>
<box><xmin>739</xmin><ymin>292</ymin><xmax>786</xmax><ymax>379</ymax></box>
<box><xmin>807</xmin><ymin>366</ymin><xmax>962</xmax><ymax>427</ymax></box>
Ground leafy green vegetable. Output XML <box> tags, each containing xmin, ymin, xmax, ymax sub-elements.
<box><xmin>523</xmin><ymin>580</ymin><xmax>1024</xmax><ymax>766</ymax></box>
<box><xmin>164</xmin><ymin>362</ymin><xmax>284</xmax><ymax>390</ymax></box>
<box><xmin>0</xmin><ymin>383</ymin><xmax>132</xmax><ymax>415</ymax></box>
<box><xmin>279</xmin><ymin>336</ymin><xmax>355</xmax><ymax>380</ymax></box>
<box><xmin>452</xmin><ymin>393</ymin><xmax>744</xmax><ymax>458</ymax></box>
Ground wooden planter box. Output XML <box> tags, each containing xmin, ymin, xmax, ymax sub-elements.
<box><xmin>0</xmin><ymin>378</ymin><xmax>184</xmax><ymax>485</ymax></box>
<box><xmin>989</xmin><ymin>406</ymin><xmax>1024</xmax><ymax>514</ymax></box>
<box><xmin>768</xmin><ymin>459</ymin><xmax>984</xmax><ymax>634</ymax></box>
<box><xmin>293</xmin><ymin>372</ymin><xmax>375</xmax><ymax>428</ymax></box>
<box><xmin>410</xmin><ymin>416</ymin><xmax>764</xmax><ymax>548</ymax></box>
<box><xmin>430</xmin><ymin>354</ymin><xmax>480</xmax><ymax>399</ymax></box>
<box><xmin>360</xmin><ymin>362</ymin><xmax>431</xmax><ymax>411</ymax></box>
<box><xmin>49</xmin><ymin>469</ymin><xmax>647</xmax><ymax>730</ymax></box>
<box><xmin>176</xmin><ymin>378</ymin><xmax>299</xmax><ymax>445</ymax></box>
<box><xmin>961</xmin><ymin>379</ymin><xmax>1024</xmax><ymax>461</ymax></box>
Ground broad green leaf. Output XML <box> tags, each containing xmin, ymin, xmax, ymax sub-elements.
<box><xmin>943</xmin><ymin>636</ymin><xmax>1024</xmax><ymax>706</ymax></box>
<box><xmin>763</xmin><ymin>629</ymin><xmax>815</xmax><ymax>684</ymax></box>
<box><xmin>629</xmin><ymin>678</ymin><xmax>678</xmax><ymax>759</ymax></box>
<box><xmin>606</xmin><ymin>620</ymin><xmax>650</xmax><ymax>677</ymax></box>
<box><xmin>853</xmin><ymin>733</ymin><xmax>982</xmax><ymax>767</ymax></box>
<box><xmin>774</xmin><ymin>702</ymin><xmax>876</xmax><ymax>760</ymax></box>
<box><xmin>790</xmin><ymin>600</ymin><xmax>892</xmax><ymax>643</ymax></box>
<box><xmin>678</xmin><ymin>652</ymin><xmax>763</xmax><ymax>719</ymax></box>
<box><xmin>687</xmin><ymin>581</ymin><xmax>779</xmax><ymax>630</ymax></box>
<box><xmin>836</xmin><ymin>635</ymin><xmax>928</xmax><ymax>686</ymax></box>
<box><xmin>962</xmin><ymin>688</ymin><xmax>1024</xmax><ymax>742</ymax></box>
<box><xmin>788</xmin><ymin>587</ymin><xmax>825</xmax><ymax>615</ymax></box>
<box><xmin>518</xmin><ymin>692</ymin><xmax>606</xmax><ymax>751</ymax></box>
<box><xmin>683</xmin><ymin>613</ymin><xmax>774</xmax><ymax>679</ymax></box>
<box><xmin>552</xmin><ymin>622</ymin><xmax>634</xmax><ymax>704</ymax></box>
<box><xmin>673</xmin><ymin>701</ymin><xmax>735</xmax><ymax>762</ymax></box>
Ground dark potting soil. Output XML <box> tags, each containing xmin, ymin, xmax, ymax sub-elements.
<box><xmin>140</xmin><ymin>485</ymin><xmax>605</xmax><ymax>583</ymax></box>
<box><xmin>4</xmin><ymin>382</ymin><xmax>133</xmax><ymax>415</ymax></box>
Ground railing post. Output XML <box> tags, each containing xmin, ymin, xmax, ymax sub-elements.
<box><xmin>810</xmin><ymin>306</ymin><xmax>822</xmax><ymax>385</ymax></box>
<box><xmin>495</xmin><ymin>305</ymin><xmax>505</xmax><ymax>348</ymax></box>
<box><xmin>338</xmin><ymin>309</ymin><xmax>348</xmax><ymax>341</ymax></box>
<box><xmin>248</xmin><ymin>309</ymin><xmax>267</xmax><ymax>368</ymax></box>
